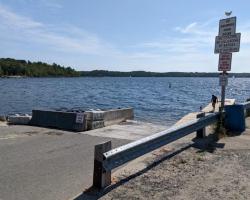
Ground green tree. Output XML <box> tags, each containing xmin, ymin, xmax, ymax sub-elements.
<box><xmin>0</xmin><ymin>66</ymin><xmax>3</xmax><ymax>76</ymax></box>
<box><xmin>0</xmin><ymin>58</ymin><xmax>80</xmax><ymax>77</ymax></box>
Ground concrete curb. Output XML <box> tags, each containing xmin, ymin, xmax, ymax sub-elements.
<box><xmin>8</xmin><ymin>115</ymin><xmax>31</xmax><ymax>125</ymax></box>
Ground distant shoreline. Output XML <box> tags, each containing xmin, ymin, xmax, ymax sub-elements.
<box><xmin>1</xmin><ymin>75</ymin><xmax>250</xmax><ymax>78</ymax></box>
<box><xmin>1</xmin><ymin>58</ymin><xmax>250</xmax><ymax>78</ymax></box>
<box><xmin>0</xmin><ymin>75</ymin><xmax>25</xmax><ymax>78</ymax></box>
<box><xmin>79</xmin><ymin>70</ymin><xmax>250</xmax><ymax>78</ymax></box>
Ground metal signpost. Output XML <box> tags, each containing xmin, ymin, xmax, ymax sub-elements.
<box><xmin>214</xmin><ymin>14</ymin><xmax>241</xmax><ymax>110</ymax></box>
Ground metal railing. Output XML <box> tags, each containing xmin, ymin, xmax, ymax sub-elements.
<box><xmin>242</xmin><ymin>101</ymin><xmax>250</xmax><ymax>110</ymax></box>
<box><xmin>243</xmin><ymin>101</ymin><xmax>250</xmax><ymax>117</ymax></box>
<box><xmin>92</xmin><ymin>112</ymin><xmax>220</xmax><ymax>189</ymax></box>
<box><xmin>103</xmin><ymin>112</ymin><xmax>219</xmax><ymax>171</ymax></box>
<box><xmin>92</xmin><ymin>101</ymin><xmax>250</xmax><ymax>189</ymax></box>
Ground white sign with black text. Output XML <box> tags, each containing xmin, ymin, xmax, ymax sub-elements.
<box><xmin>76</xmin><ymin>113</ymin><xmax>84</xmax><ymax>124</ymax></box>
<box><xmin>214</xmin><ymin>33</ymin><xmax>241</xmax><ymax>53</ymax></box>
<box><xmin>219</xmin><ymin>17</ymin><xmax>236</xmax><ymax>36</ymax></box>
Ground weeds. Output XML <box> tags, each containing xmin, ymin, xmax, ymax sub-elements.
<box><xmin>196</xmin><ymin>151</ymin><xmax>206</xmax><ymax>162</ymax></box>
<box><xmin>212</xmin><ymin>114</ymin><xmax>227</xmax><ymax>139</ymax></box>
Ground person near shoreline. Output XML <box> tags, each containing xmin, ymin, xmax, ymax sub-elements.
<box><xmin>211</xmin><ymin>94</ymin><xmax>218</xmax><ymax>112</ymax></box>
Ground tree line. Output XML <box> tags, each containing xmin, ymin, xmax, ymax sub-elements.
<box><xmin>1</xmin><ymin>58</ymin><xmax>250</xmax><ymax>77</ymax></box>
<box><xmin>80</xmin><ymin>70</ymin><xmax>250</xmax><ymax>78</ymax></box>
<box><xmin>0</xmin><ymin>58</ymin><xmax>79</xmax><ymax>77</ymax></box>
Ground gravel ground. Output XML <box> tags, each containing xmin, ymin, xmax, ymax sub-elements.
<box><xmin>76</xmin><ymin>118</ymin><xmax>250</xmax><ymax>200</ymax></box>
<box><xmin>100</xmin><ymin>147</ymin><xmax>250</xmax><ymax>200</ymax></box>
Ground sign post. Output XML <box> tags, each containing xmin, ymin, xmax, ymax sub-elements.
<box><xmin>214</xmin><ymin>14</ymin><xmax>241</xmax><ymax>111</ymax></box>
<box><xmin>219</xmin><ymin>73</ymin><xmax>228</xmax><ymax>109</ymax></box>
<box><xmin>219</xmin><ymin>73</ymin><xmax>228</xmax><ymax>86</ymax></box>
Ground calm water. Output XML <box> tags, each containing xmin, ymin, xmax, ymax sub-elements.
<box><xmin>0</xmin><ymin>77</ymin><xmax>249</xmax><ymax>126</ymax></box>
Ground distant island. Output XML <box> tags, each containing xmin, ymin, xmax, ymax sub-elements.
<box><xmin>1</xmin><ymin>58</ymin><xmax>250</xmax><ymax>77</ymax></box>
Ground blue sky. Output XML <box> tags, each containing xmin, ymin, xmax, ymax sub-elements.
<box><xmin>0</xmin><ymin>0</ymin><xmax>249</xmax><ymax>72</ymax></box>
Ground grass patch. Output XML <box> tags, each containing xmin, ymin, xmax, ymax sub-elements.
<box><xmin>196</xmin><ymin>151</ymin><xmax>206</xmax><ymax>161</ymax></box>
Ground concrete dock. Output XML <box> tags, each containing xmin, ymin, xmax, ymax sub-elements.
<box><xmin>174</xmin><ymin>99</ymin><xmax>235</xmax><ymax>126</ymax></box>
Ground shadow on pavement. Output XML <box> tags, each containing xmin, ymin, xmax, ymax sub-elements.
<box><xmin>74</xmin><ymin>133</ymin><xmax>225</xmax><ymax>200</ymax></box>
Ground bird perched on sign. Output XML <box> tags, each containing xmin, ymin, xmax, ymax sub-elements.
<box><xmin>225</xmin><ymin>11</ymin><xmax>232</xmax><ymax>16</ymax></box>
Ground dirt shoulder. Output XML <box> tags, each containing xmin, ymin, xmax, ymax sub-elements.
<box><xmin>97</xmin><ymin>118</ymin><xmax>250</xmax><ymax>200</ymax></box>
<box><xmin>101</xmin><ymin>148</ymin><xmax>250</xmax><ymax>200</ymax></box>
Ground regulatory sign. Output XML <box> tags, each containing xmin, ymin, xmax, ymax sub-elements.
<box><xmin>219</xmin><ymin>17</ymin><xmax>236</xmax><ymax>36</ymax></box>
<box><xmin>219</xmin><ymin>73</ymin><xmax>228</xmax><ymax>86</ymax></box>
<box><xmin>214</xmin><ymin>33</ymin><xmax>241</xmax><ymax>54</ymax></box>
<box><xmin>218</xmin><ymin>53</ymin><xmax>232</xmax><ymax>71</ymax></box>
<box><xmin>76</xmin><ymin>113</ymin><xmax>84</xmax><ymax>124</ymax></box>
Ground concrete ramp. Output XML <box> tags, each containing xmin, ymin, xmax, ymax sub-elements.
<box><xmin>202</xmin><ymin>98</ymin><xmax>235</xmax><ymax>113</ymax></box>
<box><xmin>174</xmin><ymin>99</ymin><xmax>235</xmax><ymax>127</ymax></box>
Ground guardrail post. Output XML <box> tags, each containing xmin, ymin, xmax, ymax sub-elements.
<box><xmin>196</xmin><ymin>112</ymin><xmax>206</xmax><ymax>138</ymax></box>
<box><xmin>246</xmin><ymin>99</ymin><xmax>250</xmax><ymax>117</ymax></box>
<box><xmin>93</xmin><ymin>141</ymin><xmax>112</xmax><ymax>189</ymax></box>
<box><xmin>247</xmin><ymin>108</ymin><xmax>250</xmax><ymax>117</ymax></box>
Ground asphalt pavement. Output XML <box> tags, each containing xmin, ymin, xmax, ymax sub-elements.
<box><xmin>0</xmin><ymin>126</ymin><xmax>129</xmax><ymax>200</ymax></box>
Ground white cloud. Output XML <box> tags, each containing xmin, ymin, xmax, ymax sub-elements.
<box><xmin>12</xmin><ymin>0</ymin><xmax>63</xmax><ymax>9</ymax></box>
<box><xmin>174</xmin><ymin>21</ymin><xmax>216</xmax><ymax>37</ymax></box>
<box><xmin>125</xmin><ymin>19</ymin><xmax>250</xmax><ymax>72</ymax></box>
<box><xmin>134</xmin><ymin>21</ymin><xmax>216</xmax><ymax>55</ymax></box>
<box><xmin>239</xmin><ymin>23</ymin><xmax>250</xmax><ymax>44</ymax></box>
<box><xmin>0</xmin><ymin>4</ymin><xmax>118</xmax><ymax>56</ymax></box>
<box><xmin>0</xmin><ymin>4</ymin><xmax>43</xmax><ymax>28</ymax></box>
<box><xmin>40</xmin><ymin>0</ymin><xmax>63</xmax><ymax>9</ymax></box>
<box><xmin>0</xmin><ymin>4</ymin><xmax>249</xmax><ymax>72</ymax></box>
<box><xmin>175</xmin><ymin>22</ymin><xmax>197</xmax><ymax>33</ymax></box>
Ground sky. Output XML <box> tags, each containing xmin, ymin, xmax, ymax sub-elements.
<box><xmin>0</xmin><ymin>0</ymin><xmax>249</xmax><ymax>72</ymax></box>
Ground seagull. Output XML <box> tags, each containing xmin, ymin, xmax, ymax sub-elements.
<box><xmin>225</xmin><ymin>11</ymin><xmax>232</xmax><ymax>16</ymax></box>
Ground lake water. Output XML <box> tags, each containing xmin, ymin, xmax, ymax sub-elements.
<box><xmin>0</xmin><ymin>77</ymin><xmax>249</xmax><ymax>126</ymax></box>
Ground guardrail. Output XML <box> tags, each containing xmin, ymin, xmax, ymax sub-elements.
<box><xmin>242</xmin><ymin>101</ymin><xmax>250</xmax><ymax>110</ymax></box>
<box><xmin>243</xmin><ymin>101</ymin><xmax>250</xmax><ymax>117</ymax></box>
<box><xmin>92</xmin><ymin>112</ymin><xmax>220</xmax><ymax>189</ymax></box>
